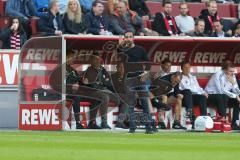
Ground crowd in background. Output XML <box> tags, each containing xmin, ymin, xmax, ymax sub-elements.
<box><xmin>1</xmin><ymin>0</ymin><xmax>240</xmax><ymax>49</ymax></box>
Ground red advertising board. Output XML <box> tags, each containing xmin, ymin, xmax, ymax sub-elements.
<box><xmin>19</xmin><ymin>103</ymin><xmax>62</xmax><ymax>130</ymax></box>
<box><xmin>65</xmin><ymin>36</ymin><xmax>240</xmax><ymax>66</ymax></box>
<box><xmin>0</xmin><ymin>50</ymin><xmax>19</xmax><ymax>87</ymax></box>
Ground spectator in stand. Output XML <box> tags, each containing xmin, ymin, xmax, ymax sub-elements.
<box><xmin>199</xmin><ymin>0</ymin><xmax>220</xmax><ymax>36</ymax></box>
<box><xmin>85</xmin><ymin>1</ymin><xmax>113</xmax><ymax>35</ymax></box>
<box><xmin>128</xmin><ymin>0</ymin><xmax>151</xmax><ymax>20</ymax></box>
<box><xmin>234</xmin><ymin>24</ymin><xmax>240</xmax><ymax>37</ymax></box>
<box><xmin>38</xmin><ymin>0</ymin><xmax>65</xmax><ymax>36</ymax></box>
<box><xmin>5</xmin><ymin>0</ymin><xmax>37</xmax><ymax>39</ymax></box>
<box><xmin>80</xmin><ymin>0</ymin><xmax>94</xmax><ymax>14</ymax></box>
<box><xmin>211</xmin><ymin>20</ymin><xmax>231</xmax><ymax>37</ymax></box>
<box><xmin>63</xmin><ymin>0</ymin><xmax>86</xmax><ymax>34</ymax></box>
<box><xmin>111</xmin><ymin>1</ymin><xmax>145</xmax><ymax>35</ymax></box>
<box><xmin>175</xmin><ymin>2</ymin><xmax>195</xmax><ymax>34</ymax></box>
<box><xmin>0</xmin><ymin>17</ymin><xmax>27</xmax><ymax>49</ymax></box>
<box><xmin>108</xmin><ymin>0</ymin><xmax>129</xmax><ymax>15</ymax></box>
<box><xmin>187</xmin><ymin>19</ymin><xmax>207</xmax><ymax>37</ymax></box>
<box><xmin>153</xmin><ymin>0</ymin><xmax>181</xmax><ymax>36</ymax></box>
<box><xmin>33</xmin><ymin>0</ymin><xmax>49</xmax><ymax>16</ymax></box>
<box><xmin>205</xmin><ymin>61</ymin><xmax>240</xmax><ymax>130</ymax></box>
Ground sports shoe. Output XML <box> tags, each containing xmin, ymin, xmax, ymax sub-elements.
<box><xmin>172</xmin><ymin>121</ymin><xmax>186</xmax><ymax>130</ymax></box>
<box><xmin>158</xmin><ymin>122</ymin><xmax>167</xmax><ymax>129</ymax></box>
<box><xmin>76</xmin><ymin>122</ymin><xmax>84</xmax><ymax>129</ymax></box>
<box><xmin>145</xmin><ymin>128</ymin><xmax>154</xmax><ymax>134</ymax></box>
<box><xmin>231</xmin><ymin>123</ymin><xmax>240</xmax><ymax>130</ymax></box>
<box><xmin>128</xmin><ymin>128</ymin><xmax>136</xmax><ymax>133</ymax></box>
<box><xmin>87</xmin><ymin>121</ymin><xmax>102</xmax><ymax>129</ymax></box>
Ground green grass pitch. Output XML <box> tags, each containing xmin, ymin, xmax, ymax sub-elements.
<box><xmin>0</xmin><ymin>131</ymin><xmax>240</xmax><ymax>160</ymax></box>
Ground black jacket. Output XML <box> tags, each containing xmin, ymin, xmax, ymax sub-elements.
<box><xmin>160</xmin><ymin>73</ymin><xmax>180</xmax><ymax>97</ymax></box>
<box><xmin>85</xmin><ymin>11</ymin><xmax>112</xmax><ymax>35</ymax></box>
<box><xmin>38</xmin><ymin>11</ymin><xmax>65</xmax><ymax>36</ymax></box>
<box><xmin>128</xmin><ymin>0</ymin><xmax>150</xmax><ymax>17</ymax></box>
<box><xmin>153</xmin><ymin>12</ymin><xmax>180</xmax><ymax>36</ymax></box>
<box><xmin>211</xmin><ymin>32</ymin><xmax>231</xmax><ymax>37</ymax></box>
<box><xmin>63</xmin><ymin>13</ymin><xmax>86</xmax><ymax>34</ymax></box>
<box><xmin>187</xmin><ymin>31</ymin><xmax>207</xmax><ymax>37</ymax></box>
<box><xmin>199</xmin><ymin>9</ymin><xmax>219</xmax><ymax>36</ymax></box>
<box><xmin>0</xmin><ymin>28</ymin><xmax>27</xmax><ymax>49</ymax></box>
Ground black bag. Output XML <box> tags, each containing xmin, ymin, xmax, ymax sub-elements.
<box><xmin>31</xmin><ymin>88</ymin><xmax>61</xmax><ymax>101</ymax></box>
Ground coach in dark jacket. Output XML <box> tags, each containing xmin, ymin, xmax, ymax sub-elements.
<box><xmin>38</xmin><ymin>0</ymin><xmax>65</xmax><ymax>36</ymax></box>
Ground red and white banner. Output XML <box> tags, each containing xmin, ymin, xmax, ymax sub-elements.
<box><xmin>0</xmin><ymin>50</ymin><xmax>19</xmax><ymax>87</ymax></box>
<box><xmin>19</xmin><ymin>103</ymin><xmax>62</xmax><ymax>130</ymax></box>
<box><xmin>65</xmin><ymin>36</ymin><xmax>240</xmax><ymax>66</ymax></box>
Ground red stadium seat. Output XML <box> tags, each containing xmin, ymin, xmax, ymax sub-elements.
<box><xmin>187</xmin><ymin>3</ymin><xmax>205</xmax><ymax>18</ymax></box>
<box><xmin>145</xmin><ymin>1</ymin><xmax>162</xmax><ymax>16</ymax></box>
<box><xmin>197</xmin><ymin>78</ymin><xmax>209</xmax><ymax>88</ymax></box>
<box><xmin>30</xmin><ymin>17</ymin><xmax>39</xmax><ymax>35</ymax></box>
<box><xmin>0</xmin><ymin>0</ymin><xmax>7</xmax><ymax>17</ymax></box>
<box><xmin>230</xmin><ymin>4</ymin><xmax>238</xmax><ymax>18</ymax></box>
<box><xmin>217</xmin><ymin>3</ymin><xmax>231</xmax><ymax>18</ymax></box>
<box><xmin>0</xmin><ymin>16</ymin><xmax>9</xmax><ymax>30</ymax></box>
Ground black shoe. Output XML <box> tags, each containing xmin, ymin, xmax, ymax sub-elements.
<box><xmin>231</xmin><ymin>123</ymin><xmax>240</xmax><ymax>130</ymax></box>
<box><xmin>152</xmin><ymin>127</ymin><xmax>159</xmax><ymax>133</ymax></box>
<box><xmin>76</xmin><ymin>123</ymin><xmax>84</xmax><ymax>129</ymax></box>
<box><xmin>145</xmin><ymin>128</ymin><xmax>154</xmax><ymax>134</ymax></box>
<box><xmin>158</xmin><ymin>122</ymin><xmax>167</xmax><ymax>129</ymax></box>
<box><xmin>101</xmin><ymin>123</ymin><xmax>111</xmax><ymax>129</ymax></box>
<box><xmin>151</xmin><ymin>98</ymin><xmax>171</xmax><ymax>111</ymax></box>
<box><xmin>128</xmin><ymin>128</ymin><xmax>136</xmax><ymax>133</ymax></box>
<box><xmin>172</xmin><ymin>121</ymin><xmax>186</xmax><ymax>130</ymax></box>
<box><xmin>87</xmin><ymin>121</ymin><xmax>102</xmax><ymax>129</ymax></box>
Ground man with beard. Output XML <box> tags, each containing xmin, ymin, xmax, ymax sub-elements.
<box><xmin>153</xmin><ymin>0</ymin><xmax>181</xmax><ymax>36</ymax></box>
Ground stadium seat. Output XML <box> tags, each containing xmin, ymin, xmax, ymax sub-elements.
<box><xmin>0</xmin><ymin>0</ymin><xmax>7</xmax><ymax>17</ymax></box>
<box><xmin>0</xmin><ymin>16</ymin><xmax>9</xmax><ymax>30</ymax></box>
<box><xmin>187</xmin><ymin>3</ymin><xmax>205</xmax><ymax>18</ymax></box>
<box><xmin>146</xmin><ymin>1</ymin><xmax>162</xmax><ymax>17</ymax></box>
<box><xmin>30</xmin><ymin>17</ymin><xmax>39</xmax><ymax>35</ymax></box>
<box><xmin>217</xmin><ymin>3</ymin><xmax>231</xmax><ymax>18</ymax></box>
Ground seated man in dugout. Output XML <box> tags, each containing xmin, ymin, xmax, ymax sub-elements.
<box><xmin>82</xmin><ymin>52</ymin><xmax>115</xmax><ymax>129</ymax></box>
<box><xmin>155</xmin><ymin>72</ymin><xmax>186</xmax><ymax>130</ymax></box>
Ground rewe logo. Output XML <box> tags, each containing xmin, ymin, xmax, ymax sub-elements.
<box><xmin>21</xmin><ymin>109</ymin><xmax>60</xmax><ymax>125</ymax></box>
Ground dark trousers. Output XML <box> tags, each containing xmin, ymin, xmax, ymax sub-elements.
<box><xmin>181</xmin><ymin>89</ymin><xmax>207</xmax><ymax>115</ymax></box>
<box><xmin>88</xmin><ymin>90</ymin><xmax>111</xmax><ymax>124</ymax></box>
<box><xmin>207</xmin><ymin>94</ymin><xmax>227</xmax><ymax>117</ymax></box>
<box><xmin>207</xmin><ymin>94</ymin><xmax>240</xmax><ymax>124</ymax></box>
<box><xmin>228</xmin><ymin>98</ymin><xmax>240</xmax><ymax>124</ymax></box>
<box><xmin>67</xmin><ymin>95</ymin><xmax>81</xmax><ymax>123</ymax></box>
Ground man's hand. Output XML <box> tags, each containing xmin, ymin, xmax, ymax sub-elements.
<box><xmin>236</xmin><ymin>96</ymin><xmax>240</xmax><ymax>103</ymax></box>
<box><xmin>203</xmin><ymin>92</ymin><xmax>208</xmax><ymax>98</ymax></box>
<box><xmin>83</xmin><ymin>78</ymin><xmax>89</xmax><ymax>84</ymax></box>
<box><xmin>177</xmin><ymin>94</ymin><xmax>183</xmax><ymax>99</ymax></box>
<box><xmin>72</xmin><ymin>83</ymin><xmax>79</xmax><ymax>91</ymax></box>
<box><xmin>55</xmin><ymin>30</ymin><xmax>62</xmax><ymax>36</ymax></box>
